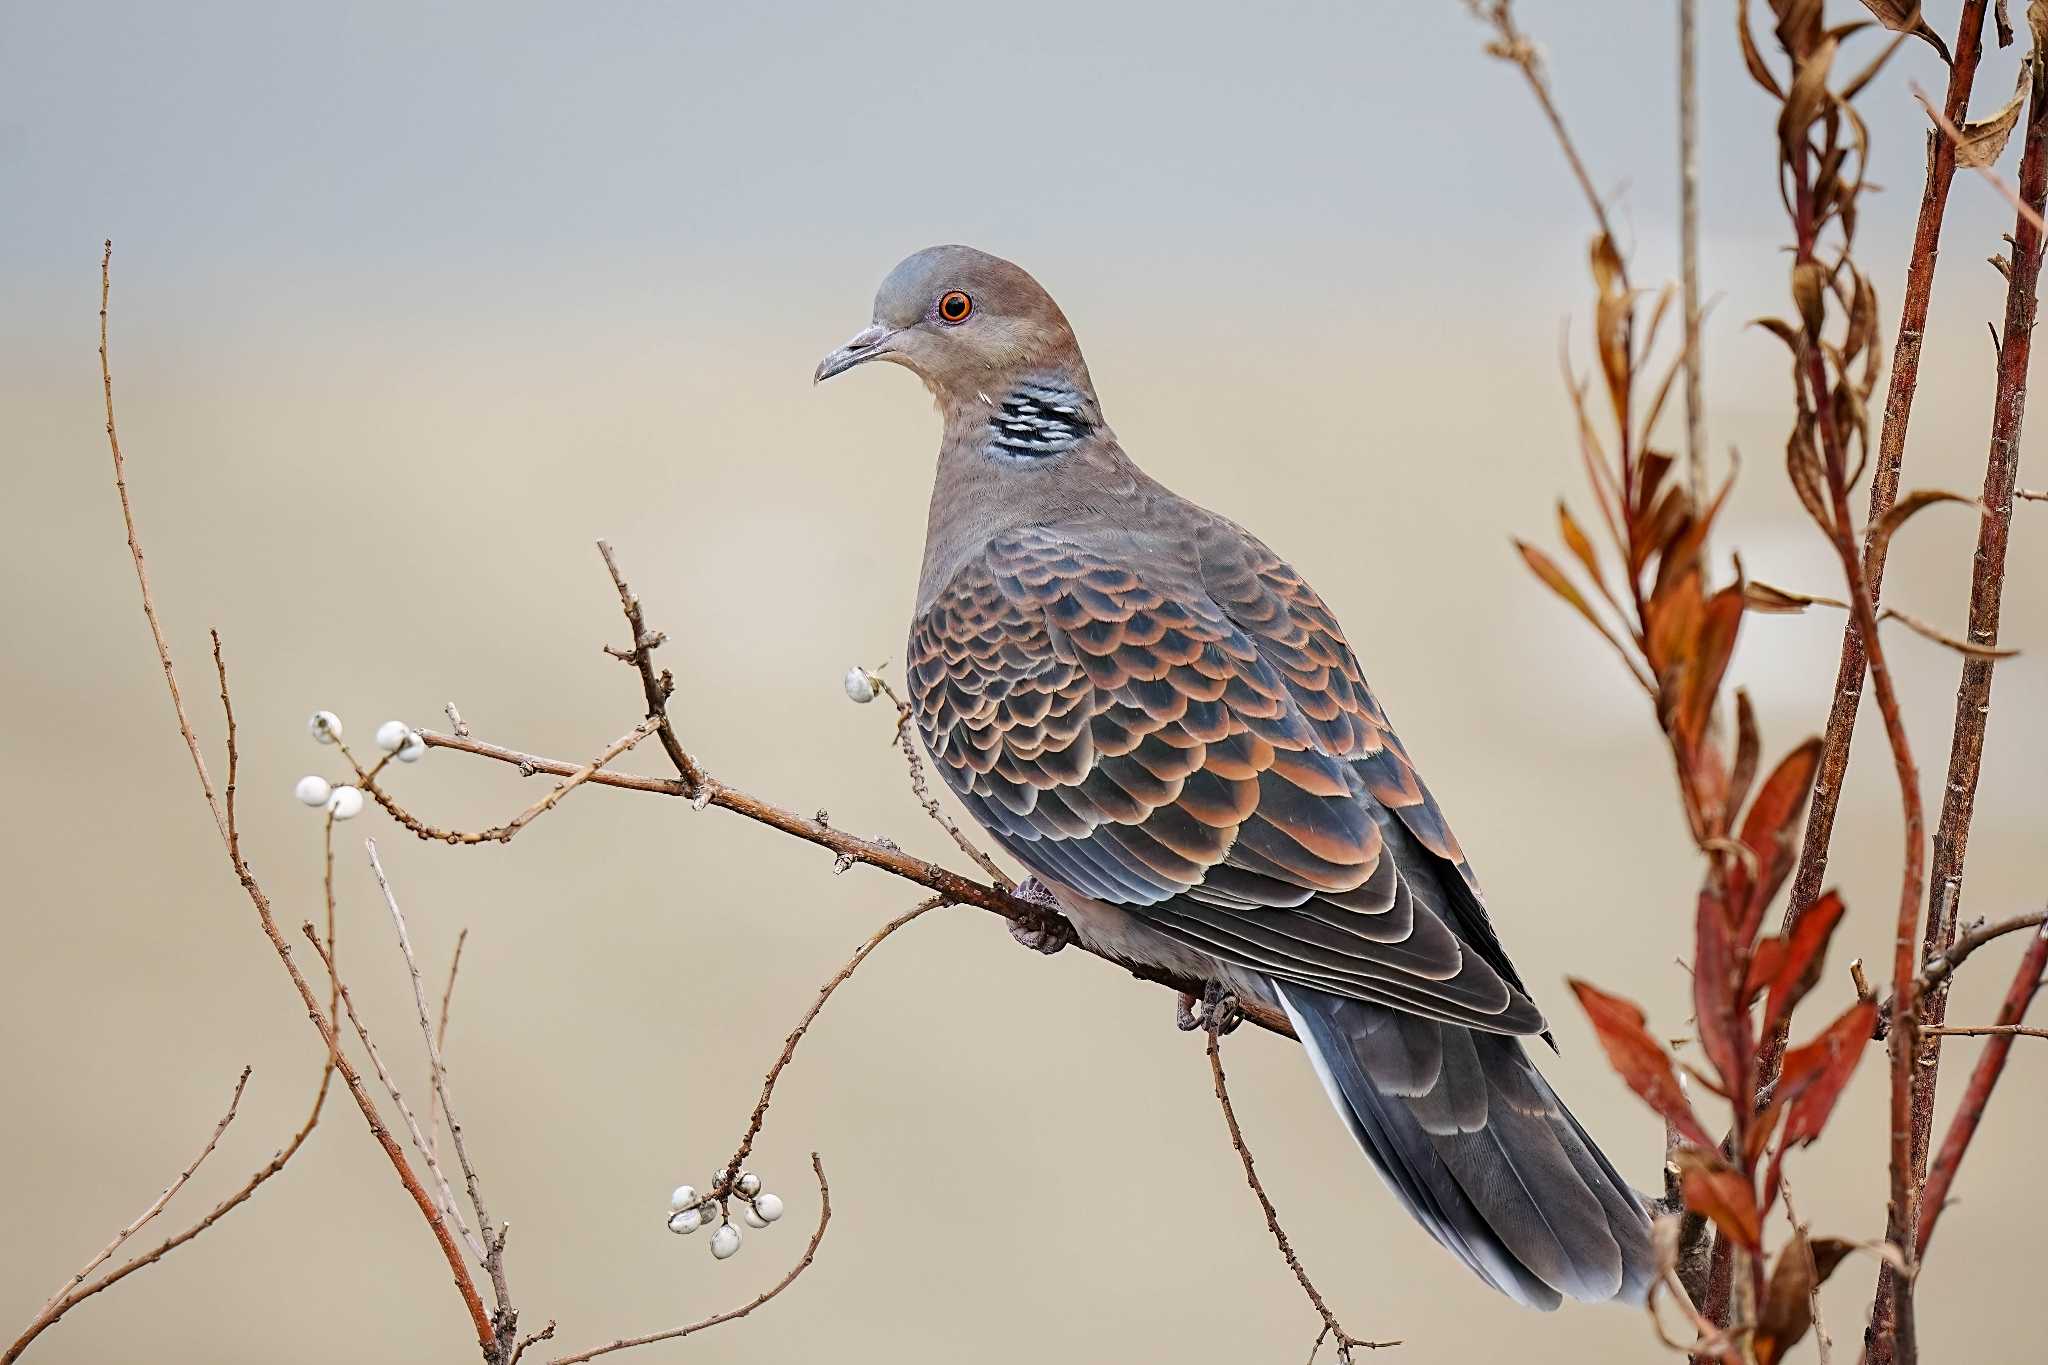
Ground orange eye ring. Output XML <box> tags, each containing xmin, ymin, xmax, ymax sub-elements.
<box><xmin>937</xmin><ymin>290</ymin><xmax>972</xmax><ymax>323</ymax></box>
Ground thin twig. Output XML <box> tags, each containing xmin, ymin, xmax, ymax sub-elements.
<box><xmin>427</xmin><ymin>928</ymin><xmax>470</xmax><ymax>1168</ymax></box>
<box><xmin>369</xmin><ymin>840</ymin><xmax>520</xmax><ymax>1351</ymax></box>
<box><xmin>1467</xmin><ymin>1</ymin><xmax>1629</xmax><ymax>289</ymax></box>
<box><xmin>348</xmin><ymin>721</ymin><xmax>657</xmax><ymax>846</ymax></box>
<box><xmin>545</xmin><ymin>1155</ymin><xmax>833</xmax><ymax>1365</ymax></box>
<box><xmin>301</xmin><ymin>924</ymin><xmax>484</xmax><ymax>1260</ymax></box>
<box><xmin>1919</xmin><ymin>909</ymin><xmax>2046</xmax><ymax>992</ymax></box>
<box><xmin>866</xmin><ymin>673</ymin><xmax>1011</xmax><ymax>887</ymax></box>
<box><xmin>718</xmin><ymin>896</ymin><xmax>949</xmax><ymax>1199</ymax></box>
<box><xmin>27</xmin><ymin>1067</ymin><xmax>250</xmax><ymax>1324</ymax></box>
<box><xmin>1205</xmin><ymin>1028</ymin><xmax>1397</xmax><ymax>1358</ymax></box>
<box><xmin>1780</xmin><ymin>1175</ymin><xmax>1832</xmax><ymax>1365</ymax></box>
<box><xmin>1678</xmin><ymin>0</ymin><xmax>1706</xmax><ymax>504</ymax></box>
<box><xmin>1916</xmin><ymin>914</ymin><xmax>2048</xmax><ymax>1254</ymax></box>
<box><xmin>96</xmin><ymin>246</ymin><xmax>493</xmax><ymax>1353</ymax></box>
<box><xmin>598</xmin><ymin>539</ymin><xmax>704</xmax><ymax>793</ymax></box>
<box><xmin>96</xmin><ymin>240</ymin><xmax>226</xmax><ymax>849</ymax></box>
<box><xmin>1921</xmin><ymin>1023</ymin><xmax>2048</xmax><ymax>1039</ymax></box>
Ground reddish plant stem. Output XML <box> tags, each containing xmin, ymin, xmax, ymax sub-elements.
<box><xmin>1871</xmin><ymin>64</ymin><xmax>2048</xmax><ymax>1363</ymax></box>
<box><xmin>1916</xmin><ymin>914</ymin><xmax>2048</xmax><ymax>1255</ymax></box>
<box><xmin>1766</xmin><ymin>0</ymin><xmax>1990</xmax><ymax>1084</ymax></box>
<box><xmin>1778</xmin><ymin>65</ymin><xmax>1929</xmax><ymax>1365</ymax></box>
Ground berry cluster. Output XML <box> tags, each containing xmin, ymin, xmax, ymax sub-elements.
<box><xmin>665</xmin><ymin>1171</ymin><xmax>785</xmax><ymax>1260</ymax></box>
<box><xmin>295</xmin><ymin>711</ymin><xmax>425</xmax><ymax>819</ymax></box>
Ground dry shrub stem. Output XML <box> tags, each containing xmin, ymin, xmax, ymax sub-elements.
<box><xmin>1205</xmin><ymin>1028</ymin><xmax>1398</xmax><ymax>1359</ymax></box>
<box><xmin>1773</xmin><ymin>0</ymin><xmax>1990</xmax><ymax>1078</ymax></box>
<box><xmin>1870</xmin><ymin>41</ymin><xmax>2048</xmax><ymax>1364</ymax></box>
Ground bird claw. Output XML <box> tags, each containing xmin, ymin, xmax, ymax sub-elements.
<box><xmin>1176</xmin><ymin>982</ymin><xmax>1243</xmax><ymax>1035</ymax></box>
<box><xmin>1006</xmin><ymin>879</ymin><xmax>1072</xmax><ymax>955</ymax></box>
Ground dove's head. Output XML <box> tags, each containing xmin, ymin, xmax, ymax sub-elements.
<box><xmin>814</xmin><ymin>245</ymin><xmax>1091</xmax><ymax>401</ymax></box>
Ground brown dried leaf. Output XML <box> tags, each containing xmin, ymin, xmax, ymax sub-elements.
<box><xmin>1883</xmin><ymin>606</ymin><xmax>2022</xmax><ymax>658</ymax></box>
<box><xmin>1855</xmin><ymin>2</ymin><xmax>1954</xmax><ymax>59</ymax></box>
<box><xmin>1785</xmin><ymin>414</ymin><xmax>1834</xmax><ymax>534</ymax></box>
<box><xmin>1675</xmin><ymin>1148</ymin><xmax>1763</xmax><ymax>1253</ymax></box>
<box><xmin>1744</xmin><ymin>580</ymin><xmax>1849</xmax><ymax>613</ymax></box>
<box><xmin>1557</xmin><ymin>500</ymin><xmax>1618</xmax><ymax>612</ymax></box>
<box><xmin>1729</xmin><ymin>688</ymin><xmax>1762</xmax><ymax>817</ymax></box>
<box><xmin>1755</xmin><ymin>1232</ymin><xmax>1858</xmax><ymax>1365</ymax></box>
<box><xmin>1515</xmin><ymin>540</ymin><xmax>1649</xmax><ymax>686</ymax></box>
<box><xmin>1569</xmin><ymin>979</ymin><xmax>1715</xmax><ymax>1149</ymax></box>
<box><xmin>1791</xmin><ymin>260</ymin><xmax>1828</xmax><ymax>339</ymax></box>
<box><xmin>1951</xmin><ymin>57</ymin><xmax>2031</xmax><ymax>168</ymax></box>
<box><xmin>1870</xmin><ymin>487</ymin><xmax>1980</xmax><ymax>564</ymax></box>
<box><xmin>1740</xmin><ymin>0</ymin><xmax>1788</xmax><ymax>97</ymax></box>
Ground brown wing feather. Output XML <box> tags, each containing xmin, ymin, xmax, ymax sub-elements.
<box><xmin>909</xmin><ymin>521</ymin><xmax>1543</xmax><ymax>1036</ymax></box>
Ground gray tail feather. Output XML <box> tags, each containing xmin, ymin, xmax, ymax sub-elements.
<box><xmin>1274</xmin><ymin>981</ymin><xmax>1655</xmax><ymax>1311</ymax></box>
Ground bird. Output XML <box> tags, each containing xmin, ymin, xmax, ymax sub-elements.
<box><xmin>814</xmin><ymin>245</ymin><xmax>1655</xmax><ymax>1310</ymax></box>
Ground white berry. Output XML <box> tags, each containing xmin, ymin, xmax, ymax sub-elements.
<box><xmin>308</xmin><ymin>711</ymin><xmax>343</xmax><ymax>744</ymax></box>
<box><xmin>667</xmin><ymin>1208</ymin><xmax>703</xmax><ymax>1235</ymax></box>
<box><xmin>397</xmin><ymin>732</ymin><xmax>427</xmax><ymax>762</ymax></box>
<box><xmin>709</xmin><ymin>1223</ymin><xmax>741</xmax><ymax>1259</ymax></box>
<box><xmin>295</xmin><ymin>775</ymin><xmax>333</xmax><ymax>807</ymax></box>
<box><xmin>843</xmin><ymin>667</ymin><xmax>876</xmax><ymax>704</ymax></box>
<box><xmin>375</xmin><ymin>720</ymin><xmax>410</xmax><ymax>752</ymax></box>
<box><xmin>752</xmin><ymin>1192</ymin><xmax>784</xmax><ymax>1223</ymax></box>
<box><xmin>740</xmin><ymin>1203</ymin><xmax>768</xmax><ymax>1229</ymax></box>
<box><xmin>669</xmin><ymin>1185</ymin><xmax>698</xmax><ymax>1211</ymax></box>
<box><xmin>327</xmin><ymin>786</ymin><xmax>365</xmax><ymax>820</ymax></box>
<box><xmin>735</xmin><ymin>1171</ymin><xmax>761</xmax><ymax>1198</ymax></box>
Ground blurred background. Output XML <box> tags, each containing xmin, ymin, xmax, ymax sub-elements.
<box><xmin>2</xmin><ymin>2</ymin><xmax>2043</xmax><ymax>1361</ymax></box>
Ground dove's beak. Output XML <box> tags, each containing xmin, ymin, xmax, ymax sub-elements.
<box><xmin>814</xmin><ymin>324</ymin><xmax>898</xmax><ymax>384</ymax></box>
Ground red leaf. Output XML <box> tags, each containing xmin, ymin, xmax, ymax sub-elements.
<box><xmin>1693</xmin><ymin>887</ymin><xmax>1749</xmax><ymax>1096</ymax></box>
<box><xmin>1780</xmin><ymin>997</ymin><xmax>1878</xmax><ymax>1148</ymax></box>
<box><xmin>1734</xmin><ymin>737</ymin><xmax>1823</xmax><ymax>933</ymax></box>
<box><xmin>1764</xmin><ymin>997</ymin><xmax>1879</xmax><ymax>1208</ymax></box>
<box><xmin>1760</xmin><ymin>891</ymin><xmax>1848</xmax><ymax>1043</ymax></box>
<box><xmin>1676</xmin><ymin>1147</ymin><xmax>1763</xmax><ymax>1252</ymax></box>
<box><xmin>1569</xmin><ymin>979</ymin><xmax>1715</xmax><ymax>1149</ymax></box>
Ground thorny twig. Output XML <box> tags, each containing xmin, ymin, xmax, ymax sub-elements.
<box><xmin>544</xmin><ymin>1156</ymin><xmax>833</xmax><ymax>1365</ymax></box>
<box><xmin>1205</xmin><ymin>1027</ymin><xmax>1398</xmax><ymax>1359</ymax></box>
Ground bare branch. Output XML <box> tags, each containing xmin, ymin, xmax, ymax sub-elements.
<box><xmin>1205</xmin><ymin>1028</ymin><xmax>1398</xmax><ymax>1358</ymax></box>
<box><xmin>716</xmin><ymin>896</ymin><xmax>949</xmax><ymax>1202</ymax></box>
<box><xmin>6</xmin><ymin>1066</ymin><xmax>252</xmax><ymax>1361</ymax></box>
<box><xmin>427</xmin><ymin>927</ymin><xmax>470</xmax><ymax>1168</ymax></box>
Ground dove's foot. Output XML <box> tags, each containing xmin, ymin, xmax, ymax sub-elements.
<box><xmin>1006</xmin><ymin>878</ymin><xmax>1072</xmax><ymax>955</ymax></box>
<box><xmin>1176</xmin><ymin>981</ymin><xmax>1244</xmax><ymax>1035</ymax></box>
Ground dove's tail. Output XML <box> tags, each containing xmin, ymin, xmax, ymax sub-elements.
<box><xmin>1274</xmin><ymin>982</ymin><xmax>1656</xmax><ymax>1311</ymax></box>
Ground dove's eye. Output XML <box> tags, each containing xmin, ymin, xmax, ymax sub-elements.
<box><xmin>936</xmin><ymin>290</ymin><xmax>972</xmax><ymax>323</ymax></box>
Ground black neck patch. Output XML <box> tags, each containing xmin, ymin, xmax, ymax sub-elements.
<box><xmin>986</xmin><ymin>378</ymin><xmax>1093</xmax><ymax>461</ymax></box>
